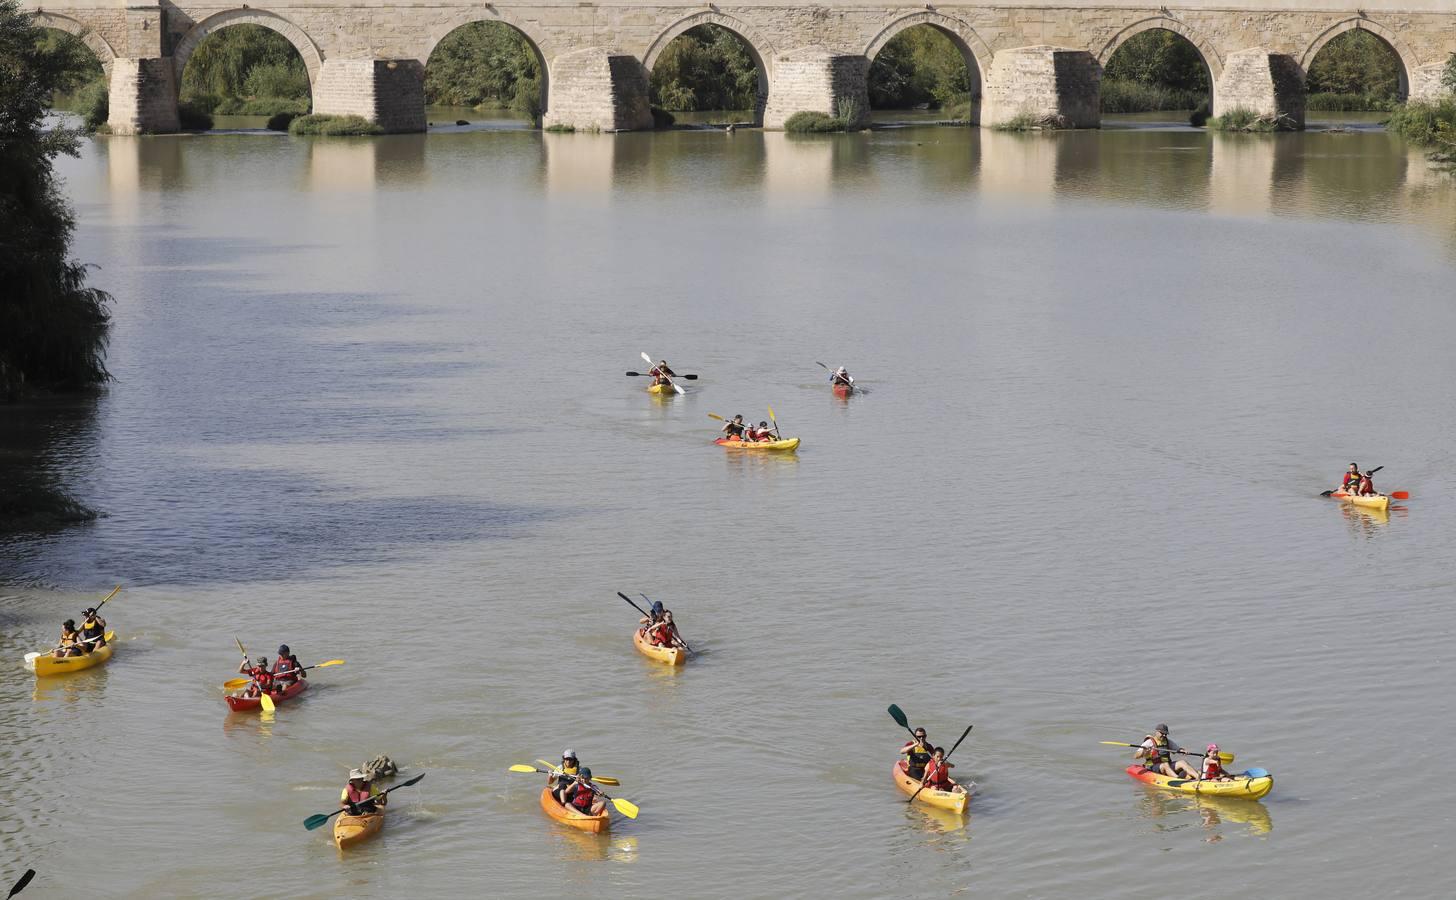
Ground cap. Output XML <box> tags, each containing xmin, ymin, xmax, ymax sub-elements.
<box><xmin>578</xmin><ymin>767</ymin><xmax>592</xmax><ymax>779</ymax></box>
<box><xmin>1155</xmin><ymin>724</ymin><xmax>1169</xmax><ymax>734</ymax></box>
<box><xmin>1207</xmin><ymin>744</ymin><xmax>1219</xmax><ymax>753</ymax></box>
<box><xmin>651</xmin><ymin>601</ymin><xmax>663</xmax><ymax>614</ymax></box>
<box><xmin>349</xmin><ymin>769</ymin><xmax>365</xmax><ymax>780</ymax></box>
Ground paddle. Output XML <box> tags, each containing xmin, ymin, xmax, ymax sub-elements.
<box><xmin>626</xmin><ymin>371</ymin><xmax>698</xmax><ymax>379</ymax></box>
<box><xmin>908</xmin><ymin>723</ymin><xmax>973</xmax><ymax>804</ymax></box>
<box><xmin>303</xmin><ymin>773</ymin><xmax>425</xmax><ymax>830</ymax></box>
<box><xmin>641</xmin><ymin>352</ymin><xmax>684</xmax><ymax>395</ymax></box>
<box><xmin>510</xmin><ymin>763</ymin><xmax>621</xmax><ymax>786</ymax></box>
<box><xmin>639</xmin><ymin>592</ymin><xmax>692</xmax><ymax>653</ymax></box>
<box><xmin>260</xmin><ymin>691</ymin><xmax>276</xmax><ymax>713</ymax></box>
<box><xmin>7</xmin><ymin>870</ymin><xmax>35</xmax><ymax>899</ymax></box>
<box><xmin>223</xmin><ymin>660</ymin><xmax>345</xmax><ymax>691</ymax></box>
<box><xmin>1322</xmin><ymin>465</ymin><xmax>1383</xmax><ymax>496</ymax></box>
<box><xmin>1101</xmin><ymin>741</ymin><xmax>1235</xmax><ymax>764</ymax></box>
<box><xmin>26</xmin><ymin>631</ymin><xmax>115</xmax><ymax>666</ymax></box>
<box><xmin>887</xmin><ymin>704</ymin><xmax>921</xmax><ymax>743</ymax></box>
<box><xmin>767</xmin><ymin>405</ymin><xmax>781</xmax><ymax>440</ymax></box>
<box><xmin>35</xmin><ymin>586</ymin><xmax>121</xmax><ymax>655</ymax></box>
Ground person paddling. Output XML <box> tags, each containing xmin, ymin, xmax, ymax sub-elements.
<box><xmin>1200</xmin><ymin>744</ymin><xmax>1231</xmax><ymax>781</ymax></box>
<box><xmin>341</xmin><ymin>769</ymin><xmax>386</xmax><ymax>815</ymax></box>
<box><xmin>1356</xmin><ymin>469</ymin><xmax>1378</xmax><ymax>496</ymax></box>
<box><xmin>746</xmin><ymin>420</ymin><xmax>777</xmax><ymax>442</ymax></box>
<box><xmin>560</xmin><ymin>767</ymin><xmax>607</xmax><ymax>817</ymax></box>
<box><xmin>901</xmin><ymin>727</ymin><xmax>933</xmax><ymax>779</ymax></box>
<box><xmin>77</xmin><ymin>607</ymin><xmax>107</xmax><ymax>650</ymax></box>
<box><xmin>1135</xmin><ymin>724</ymin><xmax>1199</xmax><ymax>779</ymax></box>
<box><xmin>1340</xmin><ymin>463</ymin><xmax>1360</xmax><ymax>492</ymax></box>
<box><xmin>648</xmin><ymin>360</ymin><xmax>677</xmax><ymax>388</ymax></box>
<box><xmin>920</xmin><ymin>746</ymin><xmax>960</xmax><ymax>792</ymax></box>
<box><xmin>238</xmin><ymin>655</ymin><xmax>274</xmax><ymax>698</ymax></box>
<box><xmin>272</xmin><ymin>644</ymin><xmax>305</xmax><ymax>686</ymax></box>
<box><xmin>830</xmin><ymin>366</ymin><xmax>853</xmax><ymax>388</ymax></box>
<box><xmin>721</xmin><ymin>414</ymin><xmax>747</xmax><ymax>441</ymax></box>
<box><xmin>551</xmin><ymin>750</ymin><xmax>582</xmax><ymax>801</ymax></box>
<box><xmin>53</xmin><ymin>619</ymin><xmax>85</xmax><ymax>658</ymax></box>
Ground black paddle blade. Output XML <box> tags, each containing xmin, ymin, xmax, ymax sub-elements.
<box><xmin>888</xmin><ymin>704</ymin><xmax>908</xmax><ymax>728</ymax></box>
<box><xmin>944</xmin><ymin>724</ymin><xmax>974</xmax><ymax>760</ymax></box>
<box><xmin>398</xmin><ymin>773</ymin><xmax>426</xmax><ymax>788</ymax></box>
<box><xmin>9</xmin><ymin>870</ymin><xmax>36</xmax><ymax>898</ymax></box>
<box><xmin>680</xmin><ymin>374</ymin><xmax>699</xmax><ymax>379</ymax></box>
<box><xmin>626</xmin><ymin>371</ymin><xmax>644</xmax><ymax>376</ymax></box>
<box><xmin>1320</xmin><ymin>490</ymin><xmax>1334</xmax><ymax>497</ymax></box>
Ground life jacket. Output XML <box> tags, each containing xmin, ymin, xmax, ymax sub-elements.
<box><xmin>1145</xmin><ymin>736</ymin><xmax>1172</xmax><ymax>766</ymax></box>
<box><xmin>904</xmin><ymin>741</ymin><xmax>932</xmax><ymax>769</ymax></box>
<box><xmin>1358</xmin><ymin>475</ymin><xmax>1374</xmax><ymax>495</ymax></box>
<box><xmin>342</xmin><ymin>781</ymin><xmax>376</xmax><ymax>811</ymax></box>
<box><xmin>724</xmin><ymin>422</ymin><xmax>745</xmax><ymax>438</ymax></box>
<box><xmin>79</xmin><ymin>618</ymin><xmax>103</xmax><ymax>639</ymax></box>
<box><xmin>567</xmin><ymin>784</ymin><xmax>595</xmax><ymax>811</ymax></box>
<box><xmin>650</xmin><ymin>623</ymin><xmax>675</xmax><ymax>646</ymax></box>
<box><xmin>1203</xmin><ymin>757</ymin><xmax>1226</xmax><ymax>779</ymax></box>
<box><xmin>1342</xmin><ymin>471</ymin><xmax>1359</xmax><ymax>489</ymax></box>
<box><xmin>272</xmin><ymin>656</ymin><xmax>301</xmax><ymax>680</ymax></box>
<box><xmin>923</xmin><ymin>759</ymin><xmax>951</xmax><ymax>788</ymax></box>
<box><xmin>59</xmin><ymin>629</ymin><xmax>79</xmax><ymax>648</ymax></box>
<box><xmin>250</xmin><ymin>667</ymin><xmax>274</xmax><ymax>689</ymax></box>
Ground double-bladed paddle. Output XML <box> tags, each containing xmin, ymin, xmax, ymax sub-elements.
<box><xmin>513</xmin><ymin>766</ymin><xmax>639</xmax><ymax>817</ymax></box>
<box><xmin>1101</xmin><ymin>741</ymin><xmax>1235</xmax><ymax>764</ymax></box>
<box><xmin>1321</xmin><ymin>465</ymin><xmax>1384</xmax><ymax>497</ymax></box>
<box><xmin>907</xmin><ymin>723</ymin><xmax>973</xmax><ymax>804</ymax></box>
<box><xmin>25</xmin><ymin>631</ymin><xmax>114</xmax><ymax>667</ymax></box>
<box><xmin>303</xmin><ymin>773</ymin><xmax>425</xmax><ymax>830</ymax></box>
<box><xmin>509</xmin><ymin>763</ymin><xmax>621</xmax><ymax>786</ymax></box>
<box><xmin>8</xmin><ymin>870</ymin><xmax>35</xmax><ymax>898</ymax></box>
<box><xmin>641</xmin><ymin>352</ymin><xmax>685</xmax><ymax>395</ymax></box>
<box><xmin>222</xmin><ymin>660</ymin><xmax>345</xmax><ymax>691</ymax></box>
<box><xmin>626</xmin><ymin>371</ymin><xmax>698</xmax><ymax>379</ymax></box>
<box><xmin>618</xmin><ymin>592</ymin><xmax>691</xmax><ymax>654</ymax></box>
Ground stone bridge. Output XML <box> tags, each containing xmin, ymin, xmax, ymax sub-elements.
<box><xmin>23</xmin><ymin>0</ymin><xmax>1456</xmax><ymax>134</ymax></box>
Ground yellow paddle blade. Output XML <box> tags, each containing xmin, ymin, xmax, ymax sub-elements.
<box><xmin>707</xmin><ymin>413</ymin><xmax>725</xmax><ymax>421</ymax></box>
<box><xmin>509</xmin><ymin>765</ymin><xmax>540</xmax><ymax>773</ymax></box>
<box><xmin>533</xmin><ymin>759</ymin><xmax>619</xmax><ymax>785</ymax></box>
<box><xmin>1219</xmin><ymin>751</ymin><xmax>1236</xmax><ymax>764</ymax></box>
<box><xmin>104</xmin><ymin>631</ymin><xmax>115</xmax><ymax>642</ymax></box>
<box><xmin>610</xmin><ymin>797</ymin><xmax>639</xmax><ymax>819</ymax></box>
<box><xmin>222</xmin><ymin>677</ymin><xmax>251</xmax><ymax>690</ymax></box>
<box><xmin>536</xmin><ymin>759</ymin><xmax>559</xmax><ymax>772</ymax></box>
<box><xmin>315</xmin><ymin>659</ymin><xmax>344</xmax><ymax>667</ymax></box>
<box><xmin>768</xmin><ymin>405</ymin><xmax>776</xmax><ymax>421</ymax></box>
<box><xmin>99</xmin><ymin>585</ymin><xmax>122</xmax><ymax>605</ymax></box>
<box><xmin>592</xmin><ymin>776</ymin><xmax>621</xmax><ymax>786</ymax></box>
<box><xmin>260</xmin><ymin>692</ymin><xmax>276</xmax><ymax>712</ymax></box>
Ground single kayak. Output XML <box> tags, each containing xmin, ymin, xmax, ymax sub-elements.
<box><xmin>539</xmin><ymin>786</ymin><xmax>610</xmax><ymax>833</ymax></box>
<box><xmin>1124</xmin><ymin>764</ymin><xmax>1273</xmax><ymax>799</ymax></box>
<box><xmin>832</xmin><ymin>383</ymin><xmax>853</xmax><ymax>398</ymax></box>
<box><xmin>334</xmin><ymin>809</ymin><xmax>385</xmax><ymax>849</ymax></box>
<box><xmin>891</xmin><ymin>760</ymin><xmax>971</xmax><ymax>814</ymax></box>
<box><xmin>714</xmin><ymin>437</ymin><xmax>800</xmax><ymax>452</ymax></box>
<box><xmin>647</xmin><ymin>383</ymin><xmax>677</xmax><ymax>395</ymax></box>
<box><xmin>633</xmin><ymin>627</ymin><xmax>686</xmax><ymax>666</ymax></box>
<box><xmin>1332</xmin><ymin>491</ymin><xmax>1390</xmax><ymax>511</ymax></box>
<box><xmin>25</xmin><ymin>632</ymin><xmax>116</xmax><ymax>677</ymax></box>
<box><xmin>225</xmin><ymin>677</ymin><xmax>309</xmax><ymax>712</ymax></box>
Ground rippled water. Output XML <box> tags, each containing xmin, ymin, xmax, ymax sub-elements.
<box><xmin>3</xmin><ymin>117</ymin><xmax>1455</xmax><ymax>897</ymax></box>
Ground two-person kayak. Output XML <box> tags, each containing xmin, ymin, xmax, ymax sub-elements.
<box><xmin>714</xmin><ymin>436</ymin><xmax>800</xmax><ymax>452</ymax></box>
<box><xmin>891</xmin><ymin>759</ymin><xmax>971</xmax><ymax>814</ymax></box>
<box><xmin>1330</xmin><ymin>491</ymin><xmax>1390</xmax><ymax>511</ymax></box>
<box><xmin>226</xmin><ymin>678</ymin><xmax>308</xmax><ymax>712</ymax></box>
<box><xmin>1124</xmin><ymin>764</ymin><xmax>1273</xmax><ymax>799</ymax></box>
<box><xmin>25</xmin><ymin>633</ymin><xmax>116</xmax><ymax>677</ymax></box>
<box><xmin>633</xmin><ymin>627</ymin><xmax>686</xmax><ymax>666</ymax></box>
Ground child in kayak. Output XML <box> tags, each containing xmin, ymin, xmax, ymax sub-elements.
<box><xmin>238</xmin><ymin>656</ymin><xmax>274</xmax><ymax>697</ymax></box>
<box><xmin>1200</xmin><ymin>744</ymin><xmax>1232</xmax><ymax>781</ymax></box>
<box><xmin>561</xmin><ymin>768</ymin><xmax>606</xmax><ymax>816</ymax></box>
<box><xmin>1357</xmin><ymin>470</ymin><xmax>1378</xmax><ymax>496</ymax></box>
<box><xmin>272</xmin><ymin>644</ymin><xmax>305</xmax><ymax>685</ymax></box>
<box><xmin>746</xmin><ymin>420</ymin><xmax>777</xmax><ymax>442</ymax></box>
<box><xmin>920</xmin><ymin>747</ymin><xmax>961</xmax><ymax>792</ymax></box>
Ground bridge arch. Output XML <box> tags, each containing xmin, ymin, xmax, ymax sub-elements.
<box><xmin>29</xmin><ymin>12</ymin><xmax>117</xmax><ymax>74</ymax></box>
<box><xmin>1096</xmin><ymin>16</ymin><xmax>1222</xmax><ymax>81</ymax></box>
<box><xmin>864</xmin><ymin>11</ymin><xmax>991</xmax><ymax>98</ymax></box>
<box><xmin>1300</xmin><ymin>18</ymin><xmax>1414</xmax><ymax>98</ymax></box>
<box><xmin>421</xmin><ymin>15</ymin><xmax>551</xmax><ymax>116</ymax></box>
<box><xmin>172</xmin><ymin>10</ymin><xmax>324</xmax><ymax>88</ymax></box>
<box><xmin>643</xmin><ymin>12</ymin><xmax>773</xmax><ymax>122</ymax></box>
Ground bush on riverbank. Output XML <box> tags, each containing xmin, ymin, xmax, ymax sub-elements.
<box><xmin>287</xmin><ymin>114</ymin><xmax>384</xmax><ymax>136</ymax></box>
<box><xmin>424</xmin><ymin>21</ymin><xmax>542</xmax><ymax>124</ymax></box>
<box><xmin>1207</xmin><ymin>107</ymin><xmax>1299</xmax><ymax>132</ymax></box>
<box><xmin>1385</xmin><ymin>99</ymin><xmax>1456</xmax><ymax>164</ymax></box>
<box><xmin>188</xmin><ymin>93</ymin><xmax>311</xmax><ymax>117</ymax></box>
<box><xmin>1</xmin><ymin>0</ymin><xmax>112</xmax><ymax>398</ymax></box>
<box><xmin>651</xmin><ymin>24</ymin><xmax>760</xmax><ymax>112</ymax></box>
<box><xmin>1306</xmin><ymin>92</ymin><xmax>1400</xmax><ymax>112</ymax></box>
<box><xmin>784</xmin><ymin>111</ymin><xmax>849</xmax><ymax>133</ymax></box>
<box><xmin>180</xmin><ymin>25</ymin><xmax>311</xmax><ymax>118</ymax></box>
<box><xmin>177</xmin><ymin>102</ymin><xmax>214</xmax><ymax>131</ymax></box>
<box><xmin>1100</xmin><ymin>79</ymin><xmax>1205</xmax><ymax>113</ymax></box>
<box><xmin>991</xmin><ymin>112</ymin><xmax>1073</xmax><ymax>132</ymax></box>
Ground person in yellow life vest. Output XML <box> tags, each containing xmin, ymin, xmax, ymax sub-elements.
<box><xmin>551</xmin><ymin>750</ymin><xmax>581</xmax><ymax>804</ymax></box>
<box><xmin>53</xmin><ymin>619</ymin><xmax>85</xmax><ymax>658</ymax></box>
<box><xmin>1135</xmin><ymin>724</ymin><xmax>1199</xmax><ymax>779</ymax></box>
<box><xmin>77</xmin><ymin>607</ymin><xmax>107</xmax><ymax>650</ymax></box>
<box><xmin>341</xmin><ymin>769</ymin><xmax>386</xmax><ymax>815</ymax></box>
<box><xmin>901</xmin><ymin>727</ymin><xmax>933</xmax><ymax>779</ymax></box>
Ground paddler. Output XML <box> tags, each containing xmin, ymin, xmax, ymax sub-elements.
<box><xmin>901</xmin><ymin>727</ymin><xmax>933</xmax><ymax>779</ymax></box>
<box><xmin>560</xmin><ymin>767</ymin><xmax>606</xmax><ymax>817</ymax></box>
<box><xmin>1200</xmin><ymin>744</ymin><xmax>1231</xmax><ymax>781</ymax></box>
<box><xmin>551</xmin><ymin>750</ymin><xmax>582</xmax><ymax>800</ymax></box>
<box><xmin>1341</xmin><ymin>463</ymin><xmax>1360</xmax><ymax>492</ymax></box>
<box><xmin>830</xmin><ymin>366</ymin><xmax>853</xmax><ymax>388</ymax></box>
<box><xmin>1135</xmin><ymin>724</ymin><xmax>1199</xmax><ymax>779</ymax></box>
<box><xmin>920</xmin><ymin>746</ymin><xmax>959</xmax><ymax>792</ymax></box>
<box><xmin>77</xmin><ymin>607</ymin><xmax>107</xmax><ymax>650</ymax></box>
<box><xmin>238</xmin><ymin>655</ymin><xmax>274</xmax><ymax>697</ymax></box>
<box><xmin>721</xmin><ymin>414</ymin><xmax>747</xmax><ymax>441</ymax></box>
<box><xmin>1356</xmin><ymin>469</ymin><xmax>1378</xmax><ymax>496</ymax></box>
<box><xmin>341</xmin><ymin>769</ymin><xmax>386</xmax><ymax>815</ymax></box>
<box><xmin>648</xmin><ymin>360</ymin><xmax>677</xmax><ymax>388</ymax></box>
<box><xmin>53</xmin><ymin>619</ymin><xmax>85</xmax><ymax>657</ymax></box>
<box><xmin>746</xmin><ymin>420</ymin><xmax>777</xmax><ymax>442</ymax></box>
<box><xmin>648</xmin><ymin>610</ymin><xmax>682</xmax><ymax>648</ymax></box>
<box><xmin>272</xmin><ymin>644</ymin><xmax>305</xmax><ymax>685</ymax></box>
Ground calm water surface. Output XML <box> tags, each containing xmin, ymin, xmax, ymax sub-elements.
<box><xmin>2</xmin><ymin>117</ymin><xmax>1455</xmax><ymax>898</ymax></box>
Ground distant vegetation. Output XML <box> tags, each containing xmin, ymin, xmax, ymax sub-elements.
<box><xmin>179</xmin><ymin>25</ymin><xmax>311</xmax><ymax>118</ymax></box>
<box><xmin>1305</xmin><ymin>30</ymin><xmax>1401</xmax><ymax>110</ymax></box>
<box><xmin>425</xmin><ymin>21</ymin><xmax>542</xmax><ymax>123</ymax></box>
<box><xmin>868</xmin><ymin>25</ymin><xmax>973</xmax><ymax>114</ymax></box>
<box><xmin>650</xmin><ymin>24</ymin><xmax>761</xmax><ymax>112</ymax></box>
<box><xmin>1101</xmin><ymin>30</ymin><xmax>1210</xmax><ymax>113</ymax></box>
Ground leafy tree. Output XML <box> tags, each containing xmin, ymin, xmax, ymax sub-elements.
<box><xmin>1</xmin><ymin>0</ymin><xmax>111</xmax><ymax>397</ymax></box>
<box><xmin>1442</xmin><ymin>53</ymin><xmax>1456</xmax><ymax>95</ymax></box>
<box><xmin>868</xmin><ymin>26</ymin><xmax>973</xmax><ymax>109</ymax></box>
<box><xmin>424</xmin><ymin>21</ymin><xmax>542</xmax><ymax>120</ymax></box>
<box><xmin>1305</xmin><ymin>29</ymin><xmax>1400</xmax><ymax>98</ymax></box>
<box><xmin>1103</xmin><ymin>30</ymin><xmax>1210</xmax><ymax>93</ymax></box>
<box><xmin>180</xmin><ymin>24</ymin><xmax>310</xmax><ymax>102</ymax></box>
<box><xmin>649</xmin><ymin>25</ymin><xmax>761</xmax><ymax>112</ymax></box>
<box><xmin>33</xmin><ymin>28</ymin><xmax>102</xmax><ymax>95</ymax></box>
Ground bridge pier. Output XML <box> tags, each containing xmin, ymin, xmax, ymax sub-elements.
<box><xmin>106</xmin><ymin>58</ymin><xmax>179</xmax><ymax>135</ymax></box>
<box><xmin>981</xmin><ymin>47</ymin><xmax>1101</xmax><ymax>129</ymax></box>
<box><xmin>314</xmin><ymin>59</ymin><xmax>427</xmax><ymax>133</ymax></box>
<box><xmin>542</xmin><ymin>48</ymin><xmax>653</xmax><ymax>132</ymax></box>
<box><xmin>761</xmin><ymin>49</ymin><xmax>870</xmax><ymax>129</ymax></box>
<box><xmin>1213</xmin><ymin>49</ymin><xmax>1306</xmax><ymax>129</ymax></box>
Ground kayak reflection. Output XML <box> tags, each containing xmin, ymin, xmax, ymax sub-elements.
<box><xmin>1134</xmin><ymin>790</ymin><xmax>1273</xmax><ymax>838</ymax></box>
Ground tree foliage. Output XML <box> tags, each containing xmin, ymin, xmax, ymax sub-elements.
<box><xmin>1</xmin><ymin>0</ymin><xmax>111</xmax><ymax>397</ymax></box>
<box><xmin>1305</xmin><ymin>29</ymin><xmax>1400</xmax><ymax>98</ymax></box>
<box><xmin>424</xmin><ymin>21</ymin><xmax>542</xmax><ymax>120</ymax></box>
<box><xmin>649</xmin><ymin>25</ymin><xmax>761</xmax><ymax>112</ymax></box>
<box><xmin>180</xmin><ymin>24</ymin><xmax>310</xmax><ymax>103</ymax></box>
<box><xmin>868</xmin><ymin>25</ymin><xmax>973</xmax><ymax>109</ymax></box>
<box><xmin>33</xmin><ymin>28</ymin><xmax>102</xmax><ymax>95</ymax></box>
<box><xmin>1104</xmin><ymin>30</ymin><xmax>1210</xmax><ymax>93</ymax></box>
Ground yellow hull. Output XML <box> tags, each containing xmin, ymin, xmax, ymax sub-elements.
<box><xmin>26</xmin><ymin>634</ymin><xmax>115</xmax><ymax>677</ymax></box>
<box><xmin>1342</xmin><ymin>493</ymin><xmax>1389</xmax><ymax>511</ymax></box>
<box><xmin>540</xmin><ymin>787</ymin><xmax>610</xmax><ymax>833</ymax></box>
<box><xmin>892</xmin><ymin>761</ymin><xmax>970</xmax><ymax>813</ymax></box>
<box><xmin>647</xmin><ymin>383</ymin><xmax>677</xmax><ymax>395</ymax></box>
<box><xmin>715</xmin><ymin>437</ymin><xmax>800</xmax><ymax>452</ymax></box>
<box><xmin>633</xmin><ymin>628</ymin><xmax>686</xmax><ymax>666</ymax></box>
<box><xmin>1127</xmin><ymin>765</ymin><xmax>1273</xmax><ymax>799</ymax></box>
<box><xmin>334</xmin><ymin>811</ymin><xmax>385</xmax><ymax>849</ymax></box>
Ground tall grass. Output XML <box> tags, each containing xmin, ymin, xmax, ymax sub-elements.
<box><xmin>1385</xmin><ymin>99</ymin><xmax>1456</xmax><ymax>164</ymax></box>
<box><xmin>1306</xmin><ymin>92</ymin><xmax>1400</xmax><ymax>112</ymax></box>
<box><xmin>1100</xmin><ymin>79</ymin><xmax>1206</xmax><ymax>113</ymax></box>
<box><xmin>287</xmin><ymin>114</ymin><xmax>384</xmax><ymax>136</ymax></box>
<box><xmin>1206</xmin><ymin>107</ymin><xmax>1299</xmax><ymax>132</ymax></box>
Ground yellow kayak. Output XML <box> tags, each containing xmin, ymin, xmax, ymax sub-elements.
<box><xmin>647</xmin><ymin>383</ymin><xmax>678</xmax><ymax>395</ymax></box>
<box><xmin>334</xmin><ymin>809</ymin><xmax>385</xmax><ymax>849</ymax></box>
<box><xmin>633</xmin><ymin>627</ymin><xmax>686</xmax><ymax>666</ymax></box>
<box><xmin>25</xmin><ymin>632</ymin><xmax>116</xmax><ymax>677</ymax></box>
<box><xmin>892</xmin><ymin>760</ymin><xmax>970</xmax><ymax>813</ymax></box>
<box><xmin>1125</xmin><ymin>764</ymin><xmax>1273</xmax><ymax>799</ymax></box>
<box><xmin>715</xmin><ymin>437</ymin><xmax>800</xmax><ymax>452</ymax></box>
<box><xmin>1341</xmin><ymin>493</ymin><xmax>1390</xmax><ymax>511</ymax></box>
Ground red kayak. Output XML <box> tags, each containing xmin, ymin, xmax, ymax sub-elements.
<box><xmin>225</xmin><ymin>678</ymin><xmax>308</xmax><ymax>712</ymax></box>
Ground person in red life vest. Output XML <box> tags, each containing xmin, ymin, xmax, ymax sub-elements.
<box><xmin>746</xmin><ymin>420</ymin><xmax>778</xmax><ymax>442</ymax></box>
<box><xmin>649</xmin><ymin>611</ymin><xmax>681</xmax><ymax>648</ymax></box>
<box><xmin>560</xmin><ymin>767</ymin><xmax>606</xmax><ymax>816</ymax></box>
<box><xmin>1340</xmin><ymin>463</ymin><xmax>1360</xmax><ymax>492</ymax></box>
<box><xmin>920</xmin><ymin>747</ymin><xmax>962</xmax><ymax>793</ymax></box>
<box><xmin>1135</xmin><ymin>724</ymin><xmax>1200</xmax><ymax>779</ymax></box>
<box><xmin>648</xmin><ymin>360</ymin><xmax>677</xmax><ymax>388</ymax></box>
<box><xmin>1356</xmin><ymin>469</ymin><xmax>1378</xmax><ymax>496</ymax></box>
<box><xmin>341</xmin><ymin>769</ymin><xmax>386</xmax><ymax>815</ymax></box>
<box><xmin>271</xmin><ymin>644</ymin><xmax>305</xmax><ymax>686</ymax></box>
<box><xmin>1200</xmin><ymin>744</ymin><xmax>1231</xmax><ymax>781</ymax></box>
<box><xmin>237</xmin><ymin>655</ymin><xmax>274</xmax><ymax>698</ymax></box>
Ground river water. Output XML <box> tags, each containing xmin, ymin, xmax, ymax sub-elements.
<box><xmin>3</xmin><ymin>114</ymin><xmax>1455</xmax><ymax>898</ymax></box>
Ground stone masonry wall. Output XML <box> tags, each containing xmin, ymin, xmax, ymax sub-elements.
<box><xmin>762</xmin><ymin>49</ymin><xmax>870</xmax><ymax>128</ymax></box>
<box><xmin>1214</xmin><ymin>49</ymin><xmax>1307</xmax><ymax>126</ymax></box>
<box><xmin>107</xmin><ymin>56</ymin><xmax>179</xmax><ymax>134</ymax></box>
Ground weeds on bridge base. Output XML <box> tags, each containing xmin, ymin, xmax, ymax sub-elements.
<box><xmin>287</xmin><ymin>114</ymin><xmax>385</xmax><ymax>136</ymax></box>
<box><xmin>991</xmin><ymin>112</ymin><xmax>1073</xmax><ymax>132</ymax></box>
<box><xmin>1206</xmin><ymin>108</ymin><xmax>1300</xmax><ymax>133</ymax></box>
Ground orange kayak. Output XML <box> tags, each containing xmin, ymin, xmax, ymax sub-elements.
<box><xmin>539</xmin><ymin>787</ymin><xmax>610</xmax><ymax>833</ymax></box>
<box><xmin>891</xmin><ymin>759</ymin><xmax>970</xmax><ymax>813</ymax></box>
<box><xmin>633</xmin><ymin>627</ymin><xmax>686</xmax><ymax>666</ymax></box>
<box><xmin>334</xmin><ymin>809</ymin><xmax>385</xmax><ymax>849</ymax></box>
